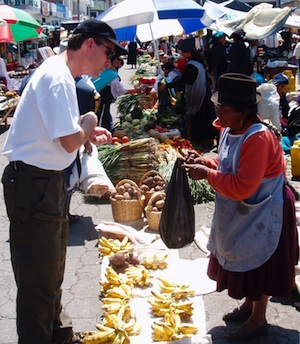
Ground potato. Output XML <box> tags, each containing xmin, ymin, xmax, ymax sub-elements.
<box><xmin>140</xmin><ymin>184</ymin><xmax>150</xmax><ymax>192</ymax></box>
<box><xmin>123</xmin><ymin>191</ymin><xmax>131</xmax><ymax>200</ymax></box>
<box><xmin>117</xmin><ymin>185</ymin><xmax>125</xmax><ymax>195</ymax></box>
<box><xmin>123</xmin><ymin>182</ymin><xmax>131</xmax><ymax>190</ymax></box>
<box><xmin>155</xmin><ymin>199</ymin><xmax>165</xmax><ymax>209</ymax></box>
<box><xmin>126</xmin><ymin>186</ymin><xmax>133</xmax><ymax>195</ymax></box>
<box><xmin>110</xmin><ymin>190</ymin><xmax>117</xmax><ymax>198</ymax></box>
<box><xmin>115</xmin><ymin>194</ymin><xmax>125</xmax><ymax>200</ymax></box>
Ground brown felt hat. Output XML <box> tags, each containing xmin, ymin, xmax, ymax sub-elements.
<box><xmin>211</xmin><ymin>73</ymin><xmax>262</xmax><ymax>106</ymax></box>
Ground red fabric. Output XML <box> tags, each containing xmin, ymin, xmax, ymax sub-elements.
<box><xmin>207</xmin><ymin>184</ymin><xmax>299</xmax><ymax>300</ymax></box>
<box><xmin>176</xmin><ymin>57</ymin><xmax>187</xmax><ymax>74</ymax></box>
<box><xmin>206</xmin><ymin>128</ymin><xmax>286</xmax><ymax>200</ymax></box>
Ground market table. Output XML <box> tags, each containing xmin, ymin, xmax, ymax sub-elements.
<box><xmin>0</xmin><ymin>96</ymin><xmax>19</xmax><ymax>129</ymax></box>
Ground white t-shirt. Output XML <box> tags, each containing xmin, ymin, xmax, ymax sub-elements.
<box><xmin>2</xmin><ymin>55</ymin><xmax>81</xmax><ymax>170</ymax></box>
<box><xmin>110</xmin><ymin>77</ymin><xmax>127</xmax><ymax>99</ymax></box>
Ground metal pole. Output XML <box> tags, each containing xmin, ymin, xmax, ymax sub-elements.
<box><xmin>77</xmin><ymin>0</ymin><xmax>80</xmax><ymax>20</ymax></box>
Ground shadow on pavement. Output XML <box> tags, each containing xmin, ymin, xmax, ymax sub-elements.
<box><xmin>68</xmin><ymin>215</ymin><xmax>99</xmax><ymax>246</ymax></box>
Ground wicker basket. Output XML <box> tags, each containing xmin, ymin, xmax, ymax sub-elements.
<box><xmin>110</xmin><ymin>179</ymin><xmax>145</xmax><ymax>222</ymax></box>
<box><xmin>138</xmin><ymin>94</ymin><xmax>154</xmax><ymax>110</ymax></box>
<box><xmin>145</xmin><ymin>191</ymin><xmax>166</xmax><ymax>231</ymax></box>
<box><xmin>139</xmin><ymin>170</ymin><xmax>166</xmax><ymax>207</ymax></box>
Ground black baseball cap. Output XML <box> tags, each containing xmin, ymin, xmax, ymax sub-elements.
<box><xmin>73</xmin><ymin>19</ymin><xmax>128</xmax><ymax>56</ymax></box>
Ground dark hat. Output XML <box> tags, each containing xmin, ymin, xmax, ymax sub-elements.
<box><xmin>211</xmin><ymin>73</ymin><xmax>262</xmax><ymax>106</ymax></box>
<box><xmin>178</xmin><ymin>37</ymin><xmax>196</xmax><ymax>52</ymax></box>
<box><xmin>162</xmin><ymin>62</ymin><xmax>175</xmax><ymax>70</ymax></box>
<box><xmin>230</xmin><ymin>29</ymin><xmax>246</xmax><ymax>39</ymax></box>
<box><xmin>272</xmin><ymin>73</ymin><xmax>289</xmax><ymax>86</ymax></box>
<box><xmin>73</xmin><ymin>19</ymin><xmax>128</xmax><ymax>56</ymax></box>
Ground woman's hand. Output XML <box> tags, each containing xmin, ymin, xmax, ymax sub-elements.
<box><xmin>182</xmin><ymin>163</ymin><xmax>210</xmax><ymax>180</ymax></box>
<box><xmin>180</xmin><ymin>149</ymin><xmax>206</xmax><ymax>165</ymax></box>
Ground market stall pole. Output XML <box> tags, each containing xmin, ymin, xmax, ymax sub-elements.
<box><xmin>0</xmin><ymin>95</ymin><xmax>19</xmax><ymax>129</ymax></box>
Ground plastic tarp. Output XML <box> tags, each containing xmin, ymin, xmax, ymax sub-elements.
<box><xmin>209</xmin><ymin>3</ymin><xmax>293</xmax><ymax>40</ymax></box>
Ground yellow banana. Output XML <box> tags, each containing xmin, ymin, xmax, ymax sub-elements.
<box><xmin>162</xmin><ymin>323</ymin><xmax>176</xmax><ymax>337</ymax></box>
<box><xmin>110</xmin><ymin>332</ymin><xmax>123</xmax><ymax>344</ymax></box>
<box><xmin>150</xmin><ymin>290</ymin><xmax>168</xmax><ymax>300</ymax></box>
<box><xmin>120</xmin><ymin>283</ymin><xmax>132</xmax><ymax>297</ymax></box>
<box><xmin>105</xmin><ymin>286</ymin><xmax>128</xmax><ymax>299</ymax></box>
<box><xmin>171</xmin><ymin>289</ymin><xmax>190</xmax><ymax>300</ymax></box>
<box><xmin>99</xmin><ymin>236</ymin><xmax>114</xmax><ymax>248</ymax></box>
<box><xmin>130</xmin><ymin>322</ymin><xmax>142</xmax><ymax>336</ymax></box>
<box><xmin>82</xmin><ymin>328</ymin><xmax>116</xmax><ymax>344</ymax></box>
<box><xmin>158</xmin><ymin>277</ymin><xmax>177</xmax><ymax>288</ymax></box>
<box><xmin>103</xmin><ymin>312</ymin><xmax>118</xmax><ymax>329</ymax></box>
<box><xmin>80</xmin><ymin>331</ymin><xmax>98</xmax><ymax>337</ymax></box>
<box><xmin>151</xmin><ymin>323</ymin><xmax>170</xmax><ymax>341</ymax></box>
<box><xmin>120</xmin><ymin>304</ymin><xmax>132</xmax><ymax>323</ymax></box>
<box><xmin>105</xmin><ymin>266</ymin><xmax>119</xmax><ymax>279</ymax></box>
<box><xmin>120</xmin><ymin>235</ymin><xmax>129</xmax><ymax>247</ymax></box>
<box><xmin>171</xmin><ymin>333</ymin><xmax>191</xmax><ymax>341</ymax></box>
<box><xmin>102</xmin><ymin>302</ymin><xmax>122</xmax><ymax>314</ymax></box>
<box><xmin>95</xmin><ymin>323</ymin><xmax>115</xmax><ymax>332</ymax></box>
<box><xmin>178</xmin><ymin>323</ymin><xmax>199</xmax><ymax>335</ymax></box>
<box><xmin>124</xmin><ymin>317</ymin><xmax>136</xmax><ymax>333</ymax></box>
<box><xmin>102</xmin><ymin>297</ymin><xmax>123</xmax><ymax>304</ymax></box>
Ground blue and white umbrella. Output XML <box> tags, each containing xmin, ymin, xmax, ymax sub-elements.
<box><xmin>97</xmin><ymin>0</ymin><xmax>213</xmax><ymax>43</ymax></box>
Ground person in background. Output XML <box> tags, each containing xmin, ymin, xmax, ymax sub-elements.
<box><xmin>96</xmin><ymin>55</ymin><xmax>143</xmax><ymax>133</ymax></box>
<box><xmin>159</xmin><ymin>37</ymin><xmax>217</xmax><ymax>147</ymax></box>
<box><xmin>151</xmin><ymin>61</ymin><xmax>182</xmax><ymax>112</ymax></box>
<box><xmin>0</xmin><ymin>57</ymin><xmax>14</xmax><ymax>90</ymax></box>
<box><xmin>209</xmin><ymin>31</ymin><xmax>228</xmax><ymax>91</ymax></box>
<box><xmin>227</xmin><ymin>29</ymin><xmax>251</xmax><ymax>75</ymax></box>
<box><xmin>182</xmin><ymin>73</ymin><xmax>298</xmax><ymax>341</ymax></box>
<box><xmin>1</xmin><ymin>18</ymin><xmax>125</xmax><ymax>344</ymax></box>
<box><xmin>127</xmin><ymin>40</ymin><xmax>138</xmax><ymax>69</ymax></box>
<box><xmin>271</xmin><ymin>72</ymin><xmax>290</xmax><ymax>131</ymax></box>
<box><xmin>281</xmin><ymin>94</ymin><xmax>300</xmax><ymax>154</ymax></box>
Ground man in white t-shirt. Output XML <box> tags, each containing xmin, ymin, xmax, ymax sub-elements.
<box><xmin>1</xmin><ymin>19</ymin><xmax>127</xmax><ymax>344</ymax></box>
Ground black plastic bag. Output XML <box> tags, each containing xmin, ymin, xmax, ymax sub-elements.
<box><xmin>159</xmin><ymin>158</ymin><xmax>195</xmax><ymax>248</ymax></box>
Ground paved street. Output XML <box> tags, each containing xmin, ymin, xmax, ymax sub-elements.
<box><xmin>0</xmin><ymin>61</ymin><xmax>299</xmax><ymax>343</ymax></box>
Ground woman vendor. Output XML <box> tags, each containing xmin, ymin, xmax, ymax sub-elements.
<box><xmin>182</xmin><ymin>73</ymin><xmax>299</xmax><ymax>341</ymax></box>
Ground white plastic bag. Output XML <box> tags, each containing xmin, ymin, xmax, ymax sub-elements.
<box><xmin>257</xmin><ymin>83</ymin><xmax>281</xmax><ymax>131</ymax></box>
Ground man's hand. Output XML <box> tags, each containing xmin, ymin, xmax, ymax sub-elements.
<box><xmin>83</xmin><ymin>140</ymin><xmax>93</xmax><ymax>154</ymax></box>
<box><xmin>89</xmin><ymin>127</ymin><xmax>112</xmax><ymax>146</ymax></box>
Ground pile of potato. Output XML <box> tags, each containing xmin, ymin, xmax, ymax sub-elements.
<box><xmin>139</xmin><ymin>171</ymin><xmax>166</xmax><ymax>193</ymax></box>
<box><xmin>146</xmin><ymin>191</ymin><xmax>166</xmax><ymax>212</ymax></box>
<box><xmin>110</xmin><ymin>180</ymin><xmax>141</xmax><ymax>201</ymax></box>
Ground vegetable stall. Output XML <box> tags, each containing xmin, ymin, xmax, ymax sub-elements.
<box><xmin>96</xmin><ymin>53</ymin><xmax>215</xmax><ymax>205</ymax></box>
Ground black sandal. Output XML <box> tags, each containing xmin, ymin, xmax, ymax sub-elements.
<box><xmin>223</xmin><ymin>307</ymin><xmax>252</xmax><ymax>322</ymax></box>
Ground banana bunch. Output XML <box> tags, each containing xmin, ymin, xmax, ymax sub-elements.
<box><xmin>124</xmin><ymin>264</ymin><xmax>153</xmax><ymax>287</ymax></box>
<box><xmin>98</xmin><ymin>236</ymin><xmax>134</xmax><ymax>257</ymax></box>
<box><xmin>158</xmin><ymin>277</ymin><xmax>195</xmax><ymax>299</ymax></box>
<box><xmin>151</xmin><ymin>306</ymin><xmax>198</xmax><ymax>342</ymax></box>
<box><xmin>141</xmin><ymin>254</ymin><xmax>168</xmax><ymax>270</ymax></box>
<box><xmin>100</xmin><ymin>266</ymin><xmax>133</xmax><ymax>294</ymax></box>
<box><xmin>81</xmin><ymin>328</ymin><xmax>116</xmax><ymax>344</ymax></box>
<box><xmin>101</xmin><ymin>312</ymin><xmax>142</xmax><ymax>343</ymax></box>
<box><xmin>148</xmin><ymin>290</ymin><xmax>194</xmax><ymax>319</ymax></box>
<box><xmin>104</xmin><ymin>284</ymin><xmax>133</xmax><ymax>301</ymax></box>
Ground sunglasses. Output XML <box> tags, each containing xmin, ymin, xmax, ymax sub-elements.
<box><xmin>98</xmin><ymin>41</ymin><xmax>116</xmax><ymax>59</ymax></box>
